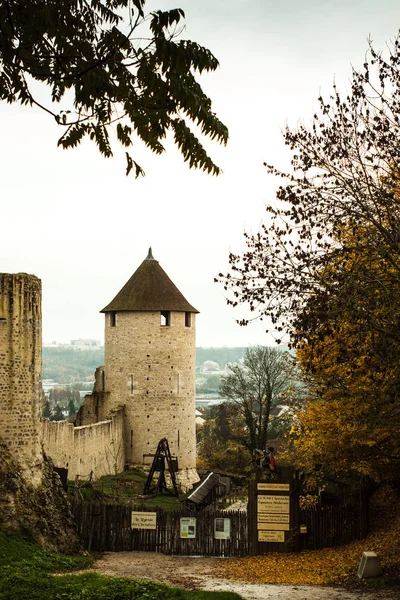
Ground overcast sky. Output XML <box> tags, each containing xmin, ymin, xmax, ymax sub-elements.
<box><xmin>1</xmin><ymin>0</ymin><xmax>400</xmax><ymax>347</ymax></box>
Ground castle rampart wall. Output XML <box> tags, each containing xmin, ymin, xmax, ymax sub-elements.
<box><xmin>75</xmin><ymin>389</ymin><xmax>108</xmax><ymax>427</ymax></box>
<box><xmin>42</xmin><ymin>407</ymin><xmax>125</xmax><ymax>480</ymax></box>
<box><xmin>0</xmin><ymin>273</ymin><xmax>42</xmax><ymax>482</ymax></box>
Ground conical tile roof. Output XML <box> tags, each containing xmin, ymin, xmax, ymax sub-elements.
<box><xmin>101</xmin><ymin>249</ymin><xmax>199</xmax><ymax>313</ymax></box>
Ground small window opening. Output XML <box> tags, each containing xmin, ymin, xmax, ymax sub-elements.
<box><xmin>130</xmin><ymin>374</ymin><xmax>134</xmax><ymax>395</ymax></box>
<box><xmin>110</xmin><ymin>311</ymin><xmax>117</xmax><ymax>327</ymax></box>
<box><xmin>185</xmin><ymin>312</ymin><xmax>191</xmax><ymax>327</ymax></box>
<box><xmin>178</xmin><ymin>430</ymin><xmax>180</xmax><ymax>449</ymax></box>
<box><xmin>130</xmin><ymin>430</ymin><xmax>133</xmax><ymax>448</ymax></box>
<box><xmin>101</xmin><ymin>371</ymin><xmax>105</xmax><ymax>391</ymax></box>
<box><xmin>160</xmin><ymin>311</ymin><xmax>170</xmax><ymax>326</ymax></box>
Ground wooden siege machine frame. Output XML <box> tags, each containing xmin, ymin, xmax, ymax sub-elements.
<box><xmin>143</xmin><ymin>438</ymin><xmax>179</xmax><ymax>497</ymax></box>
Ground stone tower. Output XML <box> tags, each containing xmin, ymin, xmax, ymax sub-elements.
<box><xmin>0</xmin><ymin>273</ymin><xmax>43</xmax><ymax>483</ymax></box>
<box><xmin>100</xmin><ymin>249</ymin><xmax>199</xmax><ymax>484</ymax></box>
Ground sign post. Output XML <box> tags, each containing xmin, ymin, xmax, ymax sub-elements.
<box><xmin>248</xmin><ymin>466</ymin><xmax>300</xmax><ymax>554</ymax></box>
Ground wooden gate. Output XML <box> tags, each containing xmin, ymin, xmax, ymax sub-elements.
<box><xmin>247</xmin><ymin>467</ymin><xmax>301</xmax><ymax>554</ymax></box>
<box><xmin>247</xmin><ymin>468</ymin><xmax>369</xmax><ymax>555</ymax></box>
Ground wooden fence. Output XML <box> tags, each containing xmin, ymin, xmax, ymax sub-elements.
<box><xmin>71</xmin><ymin>487</ymin><xmax>368</xmax><ymax>556</ymax></box>
<box><xmin>70</xmin><ymin>499</ymin><xmax>248</xmax><ymax>556</ymax></box>
<box><xmin>299</xmin><ymin>489</ymin><xmax>369</xmax><ymax>550</ymax></box>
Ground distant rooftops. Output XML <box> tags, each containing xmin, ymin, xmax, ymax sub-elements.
<box><xmin>101</xmin><ymin>248</ymin><xmax>199</xmax><ymax>314</ymax></box>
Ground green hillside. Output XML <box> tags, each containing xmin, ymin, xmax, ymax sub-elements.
<box><xmin>42</xmin><ymin>346</ymin><xmax>283</xmax><ymax>384</ymax></box>
<box><xmin>42</xmin><ymin>348</ymin><xmax>104</xmax><ymax>383</ymax></box>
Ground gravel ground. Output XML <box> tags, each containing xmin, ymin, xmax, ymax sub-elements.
<box><xmin>90</xmin><ymin>551</ymin><xmax>399</xmax><ymax>600</ymax></box>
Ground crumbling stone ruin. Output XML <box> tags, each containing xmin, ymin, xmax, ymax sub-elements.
<box><xmin>0</xmin><ymin>273</ymin><xmax>78</xmax><ymax>551</ymax></box>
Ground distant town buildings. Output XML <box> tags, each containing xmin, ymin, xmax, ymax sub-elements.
<box><xmin>43</xmin><ymin>339</ymin><xmax>102</xmax><ymax>350</ymax></box>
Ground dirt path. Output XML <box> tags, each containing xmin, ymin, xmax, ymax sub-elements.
<box><xmin>90</xmin><ymin>551</ymin><xmax>398</xmax><ymax>600</ymax></box>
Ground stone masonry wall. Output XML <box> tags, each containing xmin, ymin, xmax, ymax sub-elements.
<box><xmin>0</xmin><ymin>273</ymin><xmax>43</xmax><ymax>484</ymax></box>
<box><xmin>75</xmin><ymin>389</ymin><xmax>108</xmax><ymax>426</ymax></box>
<box><xmin>103</xmin><ymin>311</ymin><xmax>197</xmax><ymax>474</ymax></box>
<box><xmin>42</xmin><ymin>407</ymin><xmax>125</xmax><ymax>479</ymax></box>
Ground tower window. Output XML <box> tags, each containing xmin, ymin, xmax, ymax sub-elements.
<box><xmin>160</xmin><ymin>311</ymin><xmax>170</xmax><ymax>326</ymax></box>
<box><xmin>130</xmin><ymin>374</ymin><xmax>134</xmax><ymax>395</ymax></box>
<box><xmin>185</xmin><ymin>312</ymin><xmax>191</xmax><ymax>327</ymax></box>
<box><xmin>110</xmin><ymin>311</ymin><xmax>117</xmax><ymax>327</ymax></box>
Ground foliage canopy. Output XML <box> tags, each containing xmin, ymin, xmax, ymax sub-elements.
<box><xmin>218</xmin><ymin>35</ymin><xmax>400</xmax><ymax>345</ymax></box>
<box><xmin>197</xmin><ymin>401</ymin><xmax>252</xmax><ymax>474</ymax></box>
<box><xmin>218</xmin><ymin>35</ymin><xmax>400</xmax><ymax>481</ymax></box>
<box><xmin>286</xmin><ymin>224</ymin><xmax>400</xmax><ymax>481</ymax></box>
<box><xmin>0</xmin><ymin>0</ymin><xmax>228</xmax><ymax>176</ymax></box>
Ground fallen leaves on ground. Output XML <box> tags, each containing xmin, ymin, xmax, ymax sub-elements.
<box><xmin>215</xmin><ymin>486</ymin><xmax>400</xmax><ymax>587</ymax></box>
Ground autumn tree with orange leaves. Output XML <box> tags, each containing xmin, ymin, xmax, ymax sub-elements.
<box><xmin>218</xmin><ymin>35</ymin><xmax>400</xmax><ymax>481</ymax></box>
<box><xmin>285</xmin><ymin>224</ymin><xmax>400</xmax><ymax>481</ymax></box>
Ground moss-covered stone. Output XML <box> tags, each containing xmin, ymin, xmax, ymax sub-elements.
<box><xmin>0</xmin><ymin>441</ymin><xmax>79</xmax><ymax>553</ymax></box>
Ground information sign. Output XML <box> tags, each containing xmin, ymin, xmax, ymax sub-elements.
<box><xmin>257</xmin><ymin>513</ymin><xmax>290</xmax><ymax>524</ymax></box>
<box><xmin>258</xmin><ymin>522</ymin><xmax>290</xmax><ymax>531</ymax></box>
<box><xmin>131</xmin><ymin>511</ymin><xmax>157</xmax><ymax>530</ymax></box>
<box><xmin>258</xmin><ymin>530</ymin><xmax>285</xmax><ymax>543</ymax></box>
<box><xmin>257</xmin><ymin>483</ymin><xmax>290</xmax><ymax>491</ymax></box>
<box><xmin>257</xmin><ymin>495</ymin><xmax>290</xmax><ymax>514</ymax></box>
<box><xmin>180</xmin><ymin>517</ymin><xmax>196</xmax><ymax>539</ymax></box>
<box><xmin>214</xmin><ymin>518</ymin><xmax>231</xmax><ymax>540</ymax></box>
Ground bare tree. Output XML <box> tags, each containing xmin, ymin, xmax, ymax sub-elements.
<box><xmin>220</xmin><ymin>346</ymin><xmax>291</xmax><ymax>453</ymax></box>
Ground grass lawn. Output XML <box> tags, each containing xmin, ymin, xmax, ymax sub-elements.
<box><xmin>0</xmin><ymin>531</ymin><xmax>242</xmax><ymax>600</ymax></box>
<box><xmin>69</xmin><ymin>468</ymin><xmax>183</xmax><ymax>511</ymax></box>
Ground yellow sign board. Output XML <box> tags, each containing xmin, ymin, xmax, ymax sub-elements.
<box><xmin>180</xmin><ymin>517</ymin><xmax>196</xmax><ymax>539</ymax></box>
<box><xmin>300</xmin><ymin>524</ymin><xmax>308</xmax><ymax>534</ymax></box>
<box><xmin>258</xmin><ymin>522</ymin><xmax>290</xmax><ymax>531</ymax></box>
<box><xmin>257</xmin><ymin>483</ymin><xmax>290</xmax><ymax>491</ymax></box>
<box><xmin>258</xmin><ymin>513</ymin><xmax>290</xmax><ymax>524</ymax></box>
<box><xmin>258</xmin><ymin>530</ymin><xmax>285</xmax><ymax>543</ymax></box>
<box><xmin>257</xmin><ymin>495</ymin><xmax>290</xmax><ymax>514</ymax></box>
<box><xmin>131</xmin><ymin>511</ymin><xmax>157</xmax><ymax>530</ymax></box>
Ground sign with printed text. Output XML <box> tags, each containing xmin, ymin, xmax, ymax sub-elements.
<box><xmin>257</xmin><ymin>483</ymin><xmax>290</xmax><ymax>491</ymax></box>
<box><xmin>258</xmin><ymin>522</ymin><xmax>290</xmax><ymax>531</ymax></box>
<box><xmin>214</xmin><ymin>518</ymin><xmax>231</xmax><ymax>540</ymax></box>
<box><xmin>258</xmin><ymin>513</ymin><xmax>290</xmax><ymax>524</ymax></box>
<box><xmin>180</xmin><ymin>517</ymin><xmax>196</xmax><ymax>539</ymax></box>
<box><xmin>131</xmin><ymin>511</ymin><xmax>157</xmax><ymax>530</ymax></box>
<box><xmin>257</xmin><ymin>495</ymin><xmax>290</xmax><ymax>514</ymax></box>
<box><xmin>258</xmin><ymin>530</ymin><xmax>285</xmax><ymax>543</ymax></box>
